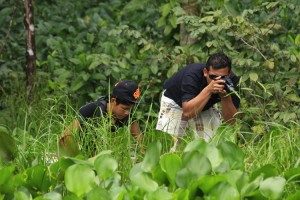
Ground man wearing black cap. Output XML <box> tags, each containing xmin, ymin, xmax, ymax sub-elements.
<box><xmin>78</xmin><ymin>80</ymin><xmax>141</xmax><ymax>135</ymax></box>
<box><xmin>59</xmin><ymin>80</ymin><xmax>142</xmax><ymax>156</ymax></box>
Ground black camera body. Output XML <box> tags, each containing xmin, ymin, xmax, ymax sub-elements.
<box><xmin>221</xmin><ymin>76</ymin><xmax>235</xmax><ymax>93</ymax></box>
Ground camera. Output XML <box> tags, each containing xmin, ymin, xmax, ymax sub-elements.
<box><xmin>221</xmin><ymin>76</ymin><xmax>235</xmax><ymax>93</ymax></box>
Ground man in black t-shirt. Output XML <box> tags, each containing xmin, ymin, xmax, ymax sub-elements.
<box><xmin>156</xmin><ymin>52</ymin><xmax>240</xmax><ymax>151</ymax></box>
<box><xmin>59</xmin><ymin>80</ymin><xmax>142</xmax><ymax>156</ymax></box>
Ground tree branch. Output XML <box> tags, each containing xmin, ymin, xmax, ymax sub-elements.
<box><xmin>240</xmin><ymin>37</ymin><xmax>267</xmax><ymax>61</ymax></box>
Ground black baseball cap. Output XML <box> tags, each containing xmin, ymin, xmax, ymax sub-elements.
<box><xmin>112</xmin><ymin>80</ymin><xmax>140</xmax><ymax>103</ymax></box>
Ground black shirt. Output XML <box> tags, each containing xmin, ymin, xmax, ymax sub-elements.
<box><xmin>163</xmin><ymin>63</ymin><xmax>240</xmax><ymax>110</ymax></box>
<box><xmin>78</xmin><ymin>96</ymin><xmax>129</xmax><ymax>130</ymax></box>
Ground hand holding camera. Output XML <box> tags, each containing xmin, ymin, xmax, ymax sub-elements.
<box><xmin>208</xmin><ymin>74</ymin><xmax>235</xmax><ymax>94</ymax></box>
<box><xmin>220</xmin><ymin>76</ymin><xmax>235</xmax><ymax>93</ymax></box>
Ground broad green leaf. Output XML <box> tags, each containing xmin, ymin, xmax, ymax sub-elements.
<box><xmin>241</xmin><ymin>175</ymin><xmax>263</xmax><ymax>197</ymax></box>
<box><xmin>91</xmin><ymin>73</ymin><xmax>107</xmax><ymax>80</ymax></box>
<box><xmin>286</xmin><ymin>190</ymin><xmax>300</xmax><ymax>200</ymax></box>
<box><xmin>175</xmin><ymin>168</ymin><xmax>193</xmax><ymax>188</ymax></box>
<box><xmin>0</xmin><ymin>8</ymin><xmax>12</xmax><ymax>22</ymax></box>
<box><xmin>250</xmin><ymin>164</ymin><xmax>278</xmax><ymax>181</ymax></box>
<box><xmin>13</xmin><ymin>190</ymin><xmax>31</xmax><ymax>200</ymax></box>
<box><xmin>55</xmin><ymin>69</ymin><xmax>73</xmax><ymax>81</ymax></box>
<box><xmin>102</xmin><ymin>42</ymin><xmax>119</xmax><ymax>57</ymax></box>
<box><xmin>164</xmin><ymin>25</ymin><xmax>173</xmax><ymax>36</ymax></box>
<box><xmin>87</xmin><ymin>54</ymin><xmax>110</xmax><ymax>66</ymax></box>
<box><xmin>46</xmin><ymin>38</ymin><xmax>61</xmax><ymax>50</ymax></box>
<box><xmin>263</xmin><ymin>60</ymin><xmax>274</xmax><ymax>69</ymax></box>
<box><xmin>0</xmin><ymin>165</ymin><xmax>15</xmax><ymax>187</ymax></box>
<box><xmin>157</xmin><ymin>17</ymin><xmax>166</xmax><ymax>27</ymax></box>
<box><xmin>168</xmin><ymin>14</ymin><xmax>177</xmax><ymax>28</ymax></box>
<box><xmin>235</xmin><ymin>172</ymin><xmax>249</xmax><ymax>193</ymax></box>
<box><xmin>283</xmin><ymin>112</ymin><xmax>297</xmax><ymax>123</ymax></box>
<box><xmin>217</xmin><ymin>141</ymin><xmax>245</xmax><ymax>171</ymax></box>
<box><xmin>69</xmin><ymin>58</ymin><xmax>82</xmax><ymax>65</ymax></box>
<box><xmin>141</xmin><ymin>67</ymin><xmax>150</xmax><ymax>79</ymax></box>
<box><xmin>152</xmin><ymin>165</ymin><xmax>168</xmax><ymax>186</ymax></box>
<box><xmin>265</xmin><ymin>2</ymin><xmax>279</xmax><ymax>9</ymax></box>
<box><xmin>160</xmin><ymin>153</ymin><xmax>182</xmax><ymax>186</ymax></box>
<box><xmin>65</xmin><ymin>164</ymin><xmax>96</xmax><ymax>197</ymax></box>
<box><xmin>224</xmin><ymin>0</ymin><xmax>240</xmax><ymax>16</ymax></box>
<box><xmin>199</xmin><ymin>16</ymin><xmax>214</xmax><ymax>23</ymax></box>
<box><xmin>129</xmin><ymin>163</ymin><xmax>143</xmax><ymax>180</ymax></box>
<box><xmin>94</xmin><ymin>155</ymin><xmax>118</xmax><ymax>180</ymax></box>
<box><xmin>206</xmin><ymin>40</ymin><xmax>218</xmax><ymax>48</ymax></box>
<box><xmin>284</xmin><ymin>167</ymin><xmax>300</xmax><ymax>182</ymax></box>
<box><xmin>131</xmin><ymin>172</ymin><xmax>158</xmax><ymax>192</ymax></box>
<box><xmin>141</xmin><ymin>141</ymin><xmax>162</xmax><ymax>172</ymax></box>
<box><xmin>167</xmin><ymin>64</ymin><xmax>178</xmax><ymax>78</ymax></box>
<box><xmin>184</xmin><ymin>139</ymin><xmax>203</xmax><ymax>152</ymax></box>
<box><xmin>88</xmin><ymin>150</ymin><xmax>113</xmax><ymax>164</ymax></box>
<box><xmin>145</xmin><ymin>188</ymin><xmax>173</xmax><ymax>200</ymax></box>
<box><xmin>287</xmin><ymin>94</ymin><xmax>300</xmax><ymax>103</ymax></box>
<box><xmin>140</xmin><ymin>43</ymin><xmax>153</xmax><ymax>53</ymax></box>
<box><xmin>112</xmin><ymin>66</ymin><xmax>120</xmax><ymax>73</ymax></box>
<box><xmin>87</xmin><ymin>33</ymin><xmax>95</xmax><ymax>44</ymax></box>
<box><xmin>182</xmin><ymin>151</ymin><xmax>212</xmax><ymax>178</ymax></box>
<box><xmin>186</xmin><ymin>140</ymin><xmax>223</xmax><ymax>170</ymax></box>
<box><xmin>43</xmin><ymin>191</ymin><xmax>62</xmax><ymax>200</ymax></box>
<box><xmin>71</xmin><ymin>77</ymin><xmax>85</xmax><ymax>92</ymax></box>
<box><xmin>61</xmin><ymin>194</ymin><xmax>81</xmax><ymax>200</ymax></box>
<box><xmin>111</xmin><ymin>186</ymin><xmax>127</xmax><ymax>200</ymax></box>
<box><xmin>24</xmin><ymin>165</ymin><xmax>53</xmax><ymax>192</ymax></box>
<box><xmin>1</xmin><ymin>173</ymin><xmax>25</xmax><ymax>195</ymax></box>
<box><xmin>295</xmin><ymin>34</ymin><xmax>300</xmax><ymax>46</ymax></box>
<box><xmin>150</xmin><ymin>65</ymin><xmax>158</xmax><ymax>74</ymax></box>
<box><xmin>0</xmin><ymin>129</ymin><xmax>16</xmax><ymax>161</ymax></box>
<box><xmin>58</xmin><ymin>134</ymin><xmax>80</xmax><ymax>157</ymax></box>
<box><xmin>86</xmin><ymin>187</ymin><xmax>112</xmax><ymax>200</ymax></box>
<box><xmin>223</xmin><ymin>170</ymin><xmax>244</xmax><ymax>188</ymax></box>
<box><xmin>173</xmin><ymin>188</ymin><xmax>189</xmax><ymax>200</ymax></box>
<box><xmin>194</xmin><ymin>175</ymin><xmax>227</xmax><ymax>194</ymax></box>
<box><xmin>60</xmin><ymin>156</ymin><xmax>93</xmax><ymax>169</ymax></box>
<box><xmin>176</xmin><ymin>152</ymin><xmax>212</xmax><ymax>188</ymax></box>
<box><xmin>209</xmin><ymin>182</ymin><xmax>240</xmax><ymax>200</ymax></box>
<box><xmin>259</xmin><ymin>177</ymin><xmax>286</xmax><ymax>199</ymax></box>
<box><xmin>161</xmin><ymin>3</ymin><xmax>171</xmax><ymax>17</ymax></box>
<box><xmin>249</xmin><ymin>72</ymin><xmax>258</xmax><ymax>82</ymax></box>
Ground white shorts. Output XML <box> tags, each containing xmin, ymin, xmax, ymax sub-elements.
<box><xmin>156</xmin><ymin>92</ymin><xmax>221</xmax><ymax>142</ymax></box>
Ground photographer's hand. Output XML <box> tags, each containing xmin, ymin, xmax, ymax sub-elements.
<box><xmin>207</xmin><ymin>76</ymin><xmax>226</xmax><ymax>94</ymax></box>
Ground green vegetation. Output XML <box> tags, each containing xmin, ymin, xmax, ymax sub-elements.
<box><xmin>0</xmin><ymin>0</ymin><xmax>299</xmax><ymax>199</ymax></box>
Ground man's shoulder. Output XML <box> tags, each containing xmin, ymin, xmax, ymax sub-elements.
<box><xmin>186</xmin><ymin>62</ymin><xmax>206</xmax><ymax>68</ymax></box>
<box><xmin>78</xmin><ymin>96</ymin><xmax>108</xmax><ymax>119</ymax></box>
<box><xmin>94</xmin><ymin>96</ymin><xmax>107</xmax><ymax>105</ymax></box>
<box><xmin>183</xmin><ymin>63</ymin><xmax>205</xmax><ymax>76</ymax></box>
<box><xmin>94</xmin><ymin>96</ymin><xmax>108</xmax><ymax>112</ymax></box>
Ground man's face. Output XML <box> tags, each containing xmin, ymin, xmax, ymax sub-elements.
<box><xmin>203</xmin><ymin>66</ymin><xmax>230</xmax><ymax>83</ymax></box>
<box><xmin>111</xmin><ymin>99</ymin><xmax>134</xmax><ymax>120</ymax></box>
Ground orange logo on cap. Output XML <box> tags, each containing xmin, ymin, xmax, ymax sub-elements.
<box><xmin>133</xmin><ymin>88</ymin><xmax>140</xmax><ymax>99</ymax></box>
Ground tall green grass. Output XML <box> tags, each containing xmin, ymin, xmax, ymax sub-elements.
<box><xmin>1</xmin><ymin>94</ymin><xmax>299</xmax><ymax>197</ymax></box>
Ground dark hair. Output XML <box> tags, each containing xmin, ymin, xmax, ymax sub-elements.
<box><xmin>206</xmin><ymin>52</ymin><xmax>232</xmax><ymax>71</ymax></box>
<box><xmin>111</xmin><ymin>95</ymin><xmax>134</xmax><ymax>106</ymax></box>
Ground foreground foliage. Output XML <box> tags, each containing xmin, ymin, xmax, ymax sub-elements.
<box><xmin>0</xmin><ymin>0</ymin><xmax>299</xmax><ymax>199</ymax></box>
<box><xmin>1</xmin><ymin>140</ymin><xmax>298</xmax><ymax>200</ymax></box>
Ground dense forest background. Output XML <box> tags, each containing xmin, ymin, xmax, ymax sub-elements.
<box><xmin>0</xmin><ymin>0</ymin><xmax>299</xmax><ymax>199</ymax></box>
<box><xmin>0</xmin><ymin>0</ymin><xmax>299</xmax><ymax>125</ymax></box>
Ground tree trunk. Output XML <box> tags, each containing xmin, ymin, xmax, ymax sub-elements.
<box><xmin>180</xmin><ymin>0</ymin><xmax>199</xmax><ymax>45</ymax></box>
<box><xmin>24</xmin><ymin>0</ymin><xmax>36</xmax><ymax>101</ymax></box>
